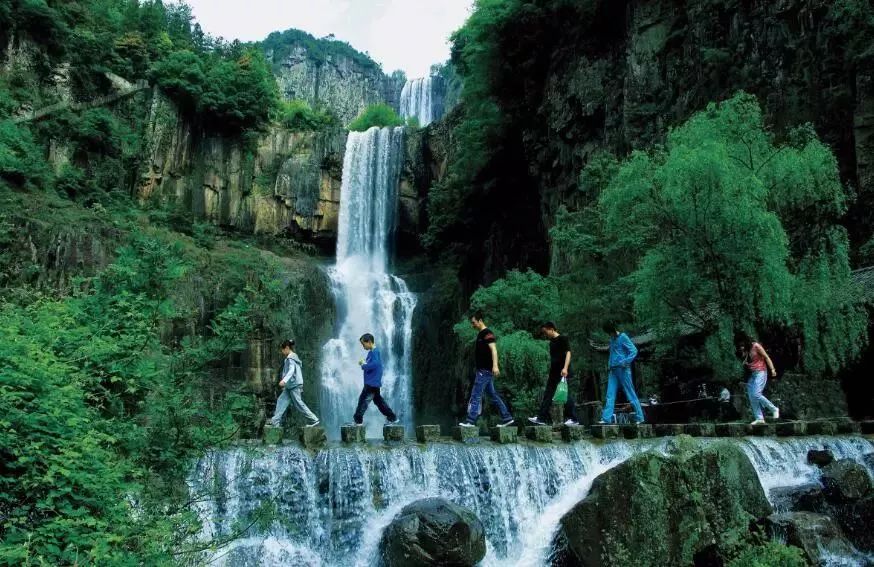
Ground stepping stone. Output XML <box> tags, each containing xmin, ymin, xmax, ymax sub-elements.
<box><xmin>835</xmin><ymin>421</ymin><xmax>860</xmax><ymax>434</ymax></box>
<box><xmin>299</xmin><ymin>426</ymin><xmax>327</xmax><ymax>449</ymax></box>
<box><xmin>590</xmin><ymin>424</ymin><xmax>620</xmax><ymax>439</ymax></box>
<box><xmin>807</xmin><ymin>421</ymin><xmax>838</xmax><ymax>435</ymax></box>
<box><xmin>715</xmin><ymin>423</ymin><xmax>746</xmax><ymax>437</ymax></box>
<box><xmin>620</xmin><ymin>424</ymin><xmax>652</xmax><ymax>439</ymax></box>
<box><xmin>653</xmin><ymin>424</ymin><xmax>685</xmax><ymax>437</ymax></box>
<box><xmin>415</xmin><ymin>425</ymin><xmax>441</xmax><ymax>443</ymax></box>
<box><xmin>525</xmin><ymin>426</ymin><xmax>553</xmax><ymax>443</ymax></box>
<box><xmin>684</xmin><ymin>423</ymin><xmax>716</xmax><ymax>437</ymax></box>
<box><xmin>341</xmin><ymin>424</ymin><xmax>366</xmax><ymax>443</ymax></box>
<box><xmin>860</xmin><ymin>421</ymin><xmax>874</xmax><ymax>434</ymax></box>
<box><xmin>383</xmin><ymin>424</ymin><xmax>405</xmax><ymax>442</ymax></box>
<box><xmin>263</xmin><ymin>425</ymin><xmax>283</xmax><ymax>445</ymax></box>
<box><xmin>491</xmin><ymin>426</ymin><xmax>518</xmax><ymax>444</ymax></box>
<box><xmin>775</xmin><ymin>422</ymin><xmax>807</xmax><ymax>437</ymax></box>
<box><xmin>453</xmin><ymin>426</ymin><xmax>481</xmax><ymax>443</ymax></box>
<box><xmin>747</xmin><ymin>423</ymin><xmax>776</xmax><ymax>436</ymax></box>
<box><xmin>561</xmin><ymin>425</ymin><xmax>588</xmax><ymax>442</ymax></box>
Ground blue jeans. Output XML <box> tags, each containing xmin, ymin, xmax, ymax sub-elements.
<box><xmin>466</xmin><ymin>370</ymin><xmax>512</xmax><ymax>424</ymax></box>
<box><xmin>747</xmin><ymin>370</ymin><xmax>777</xmax><ymax>420</ymax></box>
<box><xmin>601</xmin><ymin>367</ymin><xmax>644</xmax><ymax>423</ymax></box>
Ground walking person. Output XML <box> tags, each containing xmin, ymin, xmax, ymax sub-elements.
<box><xmin>528</xmin><ymin>322</ymin><xmax>579</xmax><ymax>426</ymax></box>
<box><xmin>351</xmin><ymin>333</ymin><xmax>399</xmax><ymax>425</ymax></box>
<box><xmin>599</xmin><ymin>322</ymin><xmax>645</xmax><ymax>424</ymax></box>
<box><xmin>740</xmin><ymin>337</ymin><xmax>779</xmax><ymax>425</ymax></box>
<box><xmin>459</xmin><ymin>311</ymin><xmax>515</xmax><ymax>429</ymax></box>
<box><xmin>269</xmin><ymin>339</ymin><xmax>320</xmax><ymax>428</ymax></box>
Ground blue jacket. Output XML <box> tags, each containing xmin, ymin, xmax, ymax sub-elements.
<box><xmin>608</xmin><ymin>333</ymin><xmax>638</xmax><ymax>370</ymax></box>
<box><xmin>361</xmin><ymin>347</ymin><xmax>384</xmax><ymax>387</ymax></box>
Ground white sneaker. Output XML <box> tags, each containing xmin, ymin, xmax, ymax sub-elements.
<box><xmin>564</xmin><ymin>419</ymin><xmax>579</xmax><ymax>426</ymax></box>
<box><xmin>750</xmin><ymin>419</ymin><xmax>766</xmax><ymax>425</ymax></box>
<box><xmin>305</xmin><ymin>419</ymin><xmax>320</xmax><ymax>428</ymax></box>
<box><xmin>528</xmin><ymin>417</ymin><xmax>547</xmax><ymax>426</ymax></box>
<box><xmin>458</xmin><ymin>422</ymin><xmax>476</xmax><ymax>428</ymax></box>
<box><xmin>771</xmin><ymin>408</ymin><xmax>780</xmax><ymax>420</ymax></box>
<box><xmin>497</xmin><ymin>418</ymin><xmax>515</xmax><ymax>427</ymax></box>
<box><xmin>385</xmin><ymin>418</ymin><xmax>400</xmax><ymax>425</ymax></box>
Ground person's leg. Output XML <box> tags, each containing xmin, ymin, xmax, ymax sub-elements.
<box><xmin>465</xmin><ymin>371</ymin><xmax>488</xmax><ymax>424</ymax></box>
<box><xmin>269</xmin><ymin>388</ymin><xmax>291</xmax><ymax>426</ymax></box>
<box><xmin>601</xmin><ymin>370</ymin><xmax>619</xmax><ymax>422</ymax></box>
<box><xmin>617</xmin><ymin>367</ymin><xmax>645</xmax><ymax>423</ymax></box>
<box><xmin>564</xmin><ymin>376</ymin><xmax>578</xmax><ymax>422</ymax></box>
<box><xmin>536</xmin><ymin>374</ymin><xmax>561</xmax><ymax>422</ymax></box>
<box><xmin>746</xmin><ymin>373</ymin><xmax>763</xmax><ymax>420</ymax></box>
<box><xmin>353</xmin><ymin>386</ymin><xmax>375</xmax><ymax>424</ymax></box>
<box><xmin>484</xmin><ymin>373</ymin><xmax>513</xmax><ymax>421</ymax></box>
<box><xmin>752</xmin><ymin>371</ymin><xmax>778</xmax><ymax>416</ymax></box>
<box><xmin>288</xmin><ymin>386</ymin><xmax>319</xmax><ymax>424</ymax></box>
<box><xmin>372</xmin><ymin>388</ymin><xmax>398</xmax><ymax>421</ymax></box>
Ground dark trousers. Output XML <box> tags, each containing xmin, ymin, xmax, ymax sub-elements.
<box><xmin>353</xmin><ymin>385</ymin><xmax>397</xmax><ymax>423</ymax></box>
<box><xmin>537</xmin><ymin>373</ymin><xmax>578</xmax><ymax>423</ymax></box>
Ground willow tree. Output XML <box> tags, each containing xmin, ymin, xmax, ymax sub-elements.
<box><xmin>598</xmin><ymin>92</ymin><xmax>867</xmax><ymax>376</ymax></box>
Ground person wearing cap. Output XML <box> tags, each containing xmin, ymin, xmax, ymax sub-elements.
<box><xmin>269</xmin><ymin>339</ymin><xmax>320</xmax><ymax>427</ymax></box>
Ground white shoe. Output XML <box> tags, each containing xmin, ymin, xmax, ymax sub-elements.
<box><xmin>528</xmin><ymin>417</ymin><xmax>547</xmax><ymax>426</ymax></box>
<box><xmin>564</xmin><ymin>419</ymin><xmax>579</xmax><ymax>426</ymax></box>
<box><xmin>497</xmin><ymin>418</ymin><xmax>515</xmax><ymax>427</ymax></box>
<box><xmin>750</xmin><ymin>419</ymin><xmax>766</xmax><ymax>425</ymax></box>
<box><xmin>385</xmin><ymin>418</ymin><xmax>400</xmax><ymax>425</ymax></box>
<box><xmin>458</xmin><ymin>422</ymin><xmax>476</xmax><ymax>428</ymax></box>
<box><xmin>305</xmin><ymin>419</ymin><xmax>320</xmax><ymax>428</ymax></box>
<box><xmin>771</xmin><ymin>408</ymin><xmax>780</xmax><ymax>420</ymax></box>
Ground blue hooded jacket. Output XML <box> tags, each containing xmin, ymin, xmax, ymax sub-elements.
<box><xmin>608</xmin><ymin>332</ymin><xmax>638</xmax><ymax>370</ymax></box>
<box><xmin>361</xmin><ymin>347</ymin><xmax>384</xmax><ymax>387</ymax></box>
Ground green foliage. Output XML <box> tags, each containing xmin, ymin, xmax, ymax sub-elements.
<box><xmin>593</xmin><ymin>92</ymin><xmax>867</xmax><ymax>377</ymax></box>
<box><xmin>260</xmin><ymin>28</ymin><xmax>382</xmax><ymax>74</ymax></box>
<box><xmin>347</xmin><ymin>103</ymin><xmax>404</xmax><ymax>131</ymax></box>
<box><xmin>199</xmin><ymin>50</ymin><xmax>278</xmax><ymax>134</ymax></box>
<box><xmin>727</xmin><ymin>541</ymin><xmax>807</xmax><ymax>567</ymax></box>
<box><xmin>150</xmin><ymin>49</ymin><xmax>208</xmax><ymax>112</ymax></box>
<box><xmin>274</xmin><ymin>99</ymin><xmax>336</xmax><ymax>131</ymax></box>
<box><xmin>0</xmin><ymin>119</ymin><xmax>51</xmax><ymax>190</ymax></box>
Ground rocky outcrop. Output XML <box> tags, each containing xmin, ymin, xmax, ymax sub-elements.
<box><xmin>552</xmin><ymin>439</ymin><xmax>771</xmax><ymax>566</ymax></box>
<box><xmin>766</xmin><ymin>512</ymin><xmax>859</xmax><ymax>566</ymax></box>
<box><xmin>821</xmin><ymin>459</ymin><xmax>873</xmax><ymax>501</ymax></box>
<box><xmin>379</xmin><ymin>498</ymin><xmax>486</xmax><ymax>567</ymax></box>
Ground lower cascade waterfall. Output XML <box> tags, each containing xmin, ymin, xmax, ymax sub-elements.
<box><xmin>319</xmin><ymin>126</ymin><xmax>415</xmax><ymax>438</ymax></box>
<box><xmin>189</xmin><ymin>436</ymin><xmax>874</xmax><ymax>566</ymax></box>
<box><xmin>399</xmin><ymin>77</ymin><xmax>434</xmax><ymax>126</ymax></box>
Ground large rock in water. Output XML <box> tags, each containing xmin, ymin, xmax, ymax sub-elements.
<box><xmin>766</xmin><ymin>512</ymin><xmax>858</xmax><ymax>565</ymax></box>
<box><xmin>820</xmin><ymin>459</ymin><xmax>872</xmax><ymax>501</ymax></box>
<box><xmin>379</xmin><ymin>498</ymin><xmax>486</xmax><ymax>567</ymax></box>
<box><xmin>552</xmin><ymin>439</ymin><xmax>771</xmax><ymax>566</ymax></box>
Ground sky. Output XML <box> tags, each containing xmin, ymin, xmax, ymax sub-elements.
<box><xmin>183</xmin><ymin>0</ymin><xmax>474</xmax><ymax>78</ymax></box>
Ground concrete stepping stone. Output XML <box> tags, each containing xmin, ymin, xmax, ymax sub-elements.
<box><xmin>807</xmin><ymin>421</ymin><xmax>838</xmax><ymax>435</ymax></box>
<box><xmin>620</xmin><ymin>424</ymin><xmax>653</xmax><ymax>439</ymax></box>
<box><xmin>383</xmin><ymin>424</ymin><xmax>405</xmax><ymax>442</ymax></box>
<box><xmin>747</xmin><ymin>423</ymin><xmax>776</xmax><ymax>436</ymax></box>
<box><xmin>525</xmin><ymin>426</ymin><xmax>553</xmax><ymax>443</ymax></box>
<box><xmin>561</xmin><ymin>425</ymin><xmax>588</xmax><ymax>442</ymax></box>
<box><xmin>775</xmin><ymin>422</ymin><xmax>807</xmax><ymax>437</ymax></box>
<box><xmin>653</xmin><ymin>424</ymin><xmax>684</xmax><ymax>437</ymax></box>
<box><xmin>590</xmin><ymin>424</ymin><xmax>620</xmax><ymax>439</ymax></box>
<box><xmin>684</xmin><ymin>423</ymin><xmax>715</xmax><ymax>437</ymax></box>
<box><xmin>835</xmin><ymin>421</ymin><xmax>860</xmax><ymax>434</ymax></box>
<box><xmin>415</xmin><ymin>425</ymin><xmax>441</xmax><ymax>443</ymax></box>
<box><xmin>263</xmin><ymin>425</ymin><xmax>283</xmax><ymax>445</ymax></box>
<box><xmin>341</xmin><ymin>424</ymin><xmax>366</xmax><ymax>443</ymax></box>
<box><xmin>453</xmin><ymin>425</ymin><xmax>481</xmax><ymax>443</ymax></box>
<box><xmin>715</xmin><ymin>423</ymin><xmax>746</xmax><ymax>437</ymax></box>
<box><xmin>300</xmin><ymin>426</ymin><xmax>327</xmax><ymax>449</ymax></box>
<box><xmin>491</xmin><ymin>426</ymin><xmax>518</xmax><ymax>444</ymax></box>
<box><xmin>860</xmin><ymin>421</ymin><xmax>874</xmax><ymax>434</ymax></box>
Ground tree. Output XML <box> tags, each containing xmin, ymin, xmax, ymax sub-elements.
<box><xmin>347</xmin><ymin>103</ymin><xmax>404</xmax><ymax>131</ymax></box>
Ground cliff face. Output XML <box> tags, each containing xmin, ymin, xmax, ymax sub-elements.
<box><xmin>268</xmin><ymin>44</ymin><xmax>404</xmax><ymax>125</ymax></box>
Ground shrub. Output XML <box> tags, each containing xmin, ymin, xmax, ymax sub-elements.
<box><xmin>275</xmin><ymin>99</ymin><xmax>336</xmax><ymax>131</ymax></box>
<box><xmin>348</xmin><ymin>103</ymin><xmax>404</xmax><ymax>131</ymax></box>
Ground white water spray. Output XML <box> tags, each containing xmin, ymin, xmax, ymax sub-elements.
<box><xmin>399</xmin><ymin>77</ymin><xmax>434</xmax><ymax>126</ymax></box>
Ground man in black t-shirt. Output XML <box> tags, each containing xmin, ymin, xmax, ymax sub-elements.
<box><xmin>528</xmin><ymin>322</ymin><xmax>579</xmax><ymax>426</ymax></box>
<box><xmin>459</xmin><ymin>311</ymin><xmax>515</xmax><ymax>428</ymax></box>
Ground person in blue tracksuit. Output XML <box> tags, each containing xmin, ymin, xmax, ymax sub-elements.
<box><xmin>352</xmin><ymin>333</ymin><xmax>398</xmax><ymax>425</ymax></box>
<box><xmin>599</xmin><ymin>321</ymin><xmax>645</xmax><ymax>424</ymax></box>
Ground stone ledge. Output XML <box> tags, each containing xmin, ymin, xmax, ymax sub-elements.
<box><xmin>590</xmin><ymin>424</ymin><xmax>620</xmax><ymax>439</ymax></box>
<box><xmin>490</xmin><ymin>426</ymin><xmax>518</xmax><ymax>444</ymax></box>
<box><xmin>525</xmin><ymin>426</ymin><xmax>553</xmax><ymax>443</ymax></box>
<box><xmin>684</xmin><ymin>423</ymin><xmax>716</xmax><ymax>437</ymax></box>
<box><xmin>416</xmin><ymin>425</ymin><xmax>441</xmax><ymax>443</ymax></box>
<box><xmin>620</xmin><ymin>424</ymin><xmax>653</xmax><ymax>439</ymax></box>
<box><xmin>341</xmin><ymin>424</ymin><xmax>366</xmax><ymax>443</ymax></box>
<box><xmin>715</xmin><ymin>423</ymin><xmax>746</xmax><ymax>437</ymax></box>
<box><xmin>747</xmin><ymin>423</ymin><xmax>776</xmax><ymax>437</ymax></box>
<box><xmin>775</xmin><ymin>422</ymin><xmax>807</xmax><ymax>437</ymax></box>
<box><xmin>453</xmin><ymin>426</ymin><xmax>480</xmax><ymax>443</ymax></box>
<box><xmin>300</xmin><ymin>426</ymin><xmax>327</xmax><ymax>449</ymax></box>
<box><xmin>263</xmin><ymin>425</ymin><xmax>283</xmax><ymax>445</ymax></box>
<box><xmin>383</xmin><ymin>425</ymin><xmax>405</xmax><ymax>442</ymax></box>
<box><xmin>653</xmin><ymin>424</ymin><xmax>685</xmax><ymax>437</ymax></box>
<box><xmin>561</xmin><ymin>425</ymin><xmax>589</xmax><ymax>442</ymax></box>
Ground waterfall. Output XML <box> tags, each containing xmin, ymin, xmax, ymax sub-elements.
<box><xmin>319</xmin><ymin>126</ymin><xmax>416</xmax><ymax>439</ymax></box>
<box><xmin>399</xmin><ymin>77</ymin><xmax>434</xmax><ymax>126</ymax></box>
<box><xmin>189</xmin><ymin>436</ymin><xmax>874</xmax><ymax>565</ymax></box>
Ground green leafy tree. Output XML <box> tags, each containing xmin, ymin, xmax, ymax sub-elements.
<box><xmin>347</xmin><ymin>103</ymin><xmax>404</xmax><ymax>131</ymax></box>
<box><xmin>274</xmin><ymin>99</ymin><xmax>336</xmax><ymax>131</ymax></box>
<box><xmin>200</xmin><ymin>50</ymin><xmax>278</xmax><ymax>134</ymax></box>
<box><xmin>150</xmin><ymin>49</ymin><xmax>208</xmax><ymax>112</ymax></box>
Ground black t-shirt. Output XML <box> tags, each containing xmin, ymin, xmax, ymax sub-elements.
<box><xmin>549</xmin><ymin>334</ymin><xmax>572</xmax><ymax>376</ymax></box>
<box><xmin>474</xmin><ymin>328</ymin><xmax>497</xmax><ymax>370</ymax></box>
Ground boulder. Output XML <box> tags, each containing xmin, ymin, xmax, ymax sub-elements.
<box><xmin>806</xmin><ymin>449</ymin><xmax>835</xmax><ymax>467</ymax></box>
<box><xmin>552</xmin><ymin>440</ymin><xmax>771</xmax><ymax>566</ymax></box>
<box><xmin>838</xmin><ymin>495</ymin><xmax>874</xmax><ymax>552</ymax></box>
<box><xmin>380</xmin><ymin>497</ymin><xmax>486</xmax><ymax>567</ymax></box>
<box><xmin>821</xmin><ymin>459</ymin><xmax>872</xmax><ymax>502</ymax></box>
<box><xmin>766</xmin><ymin>512</ymin><xmax>858</xmax><ymax>565</ymax></box>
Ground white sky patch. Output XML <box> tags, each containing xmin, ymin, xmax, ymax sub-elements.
<box><xmin>183</xmin><ymin>0</ymin><xmax>473</xmax><ymax>77</ymax></box>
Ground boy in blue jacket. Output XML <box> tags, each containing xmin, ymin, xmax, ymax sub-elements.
<box><xmin>599</xmin><ymin>321</ymin><xmax>645</xmax><ymax>424</ymax></box>
<box><xmin>352</xmin><ymin>333</ymin><xmax>399</xmax><ymax>425</ymax></box>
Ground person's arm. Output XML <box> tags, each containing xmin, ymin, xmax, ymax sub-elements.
<box><xmin>755</xmin><ymin>344</ymin><xmax>777</xmax><ymax>377</ymax></box>
<box><xmin>279</xmin><ymin>358</ymin><xmax>293</xmax><ymax>387</ymax></box>
<box><xmin>489</xmin><ymin>342</ymin><xmax>501</xmax><ymax>377</ymax></box>
<box><xmin>361</xmin><ymin>349</ymin><xmax>380</xmax><ymax>370</ymax></box>
<box><xmin>617</xmin><ymin>334</ymin><xmax>638</xmax><ymax>367</ymax></box>
<box><xmin>562</xmin><ymin>349</ymin><xmax>571</xmax><ymax>378</ymax></box>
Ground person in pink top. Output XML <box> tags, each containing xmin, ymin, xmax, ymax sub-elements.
<box><xmin>739</xmin><ymin>337</ymin><xmax>779</xmax><ymax>424</ymax></box>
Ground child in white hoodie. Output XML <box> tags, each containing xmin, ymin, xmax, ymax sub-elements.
<box><xmin>269</xmin><ymin>339</ymin><xmax>320</xmax><ymax>427</ymax></box>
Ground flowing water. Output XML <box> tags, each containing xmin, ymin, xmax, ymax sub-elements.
<box><xmin>189</xmin><ymin>436</ymin><xmax>874</xmax><ymax>566</ymax></box>
<box><xmin>399</xmin><ymin>77</ymin><xmax>434</xmax><ymax>126</ymax></box>
<box><xmin>318</xmin><ymin>126</ymin><xmax>416</xmax><ymax>439</ymax></box>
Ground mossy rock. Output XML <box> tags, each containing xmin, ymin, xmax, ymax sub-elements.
<box><xmin>553</xmin><ymin>441</ymin><xmax>771</xmax><ymax>566</ymax></box>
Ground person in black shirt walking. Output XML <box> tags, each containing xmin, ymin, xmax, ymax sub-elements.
<box><xmin>459</xmin><ymin>311</ymin><xmax>515</xmax><ymax>429</ymax></box>
<box><xmin>528</xmin><ymin>322</ymin><xmax>579</xmax><ymax>426</ymax></box>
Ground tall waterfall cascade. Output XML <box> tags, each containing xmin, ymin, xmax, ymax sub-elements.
<box><xmin>189</xmin><ymin>437</ymin><xmax>874</xmax><ymax>566</ymax></box>
<box><xmin>399</xmin><ymin>77</ymin><xmax>435</xmax><ymax>126</ymax></box>
<box><xmin>318</xmin><ymin>126</ymin><xmax>416</xmax><ymax>438</ymax></box>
